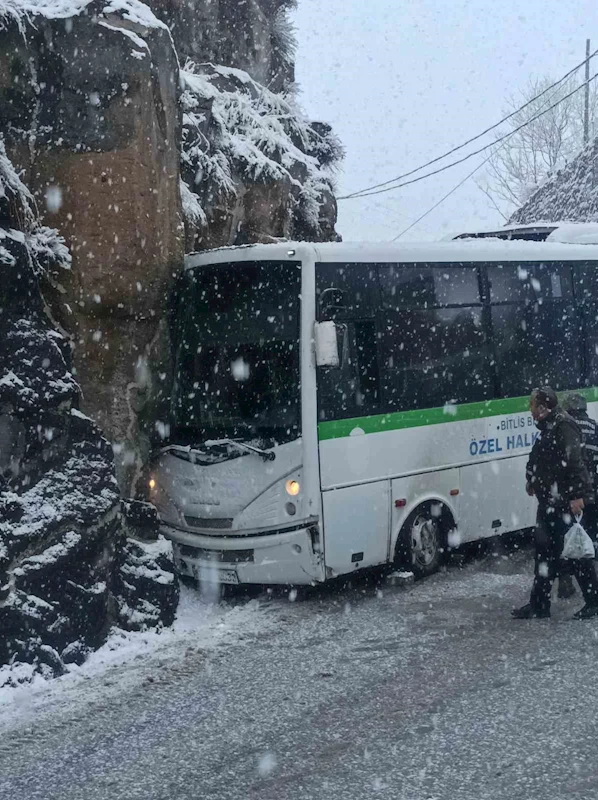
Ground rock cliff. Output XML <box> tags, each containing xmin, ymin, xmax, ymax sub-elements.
<box><xmin>179</xmin><ymin>61</ymin><xmax>341</xmax><ymax>251</ymax></box>
<box><xmin>0</xmin><ymin>0</ymin><xmax>340</xmax><ymax>489</ymax></box>
<box><xmin>0</xmin><ymin>0</ymin><xmax>341</xmax><ymax>677</ymax></box>
<box><xmin>0</xmin><ymin>140</ymin><xmax>178</xmax><ymax>680</ymax></box>
<box><xmin>148</xmin><ymin>0</ymin><xmax>297</xmax><ymax>92</ymax></box>
<box><xmin>0</xmin><ymin>0</ymin><xmax>185</xmax><ymax>490</ymax></box>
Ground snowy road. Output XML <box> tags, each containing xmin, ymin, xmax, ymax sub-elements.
<box><xmin>2</xmin><ymin>550</ymin><xmax>598</xmax><ymax>800</ymax></box>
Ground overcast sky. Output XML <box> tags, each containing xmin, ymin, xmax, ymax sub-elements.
<box><xmin>293</xmin><ymin>0</ymin><xmax>597</xmax><ymax>242</ymax></box>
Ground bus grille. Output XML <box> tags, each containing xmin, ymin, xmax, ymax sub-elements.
<box><xmin>178</xmin><ymin>544</ymin><xmax>254</xmax><ymax>563</ymax></box>
<box><xmin>184</xmin><ymin>516</ymin><xmax>234</xmax><ymax>530</ymax></box>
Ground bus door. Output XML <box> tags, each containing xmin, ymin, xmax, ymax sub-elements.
<box><xmin>316</xmin><ymin>264</ymin><xmax>389</xmax><ymax>575</ymax></box>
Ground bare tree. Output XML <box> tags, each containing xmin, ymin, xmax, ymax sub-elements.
<box><xmin>477</xmin><ymin>75</ymin><xmax>598</xmax><ymax>216</ymax></box>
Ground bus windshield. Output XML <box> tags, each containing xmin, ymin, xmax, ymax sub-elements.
<box><xmin>171</xmin><ymin>260</ymin><xmax>301</xmax><ymax>445</ymax></box>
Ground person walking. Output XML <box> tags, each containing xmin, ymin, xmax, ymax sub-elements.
<box><xmin>562</xmin><ymin>392</ymin><xmax>598</xmax><ymax>541</ymax></box>
<box><xmin>512</xmin><ymin>386</ymin><xmax>598</xmax><ymax>620</ymax></box>
<box><xmin>556</xmin><ymin>392</ymin><xmax>598</xmax><ymax>600</ymax></box>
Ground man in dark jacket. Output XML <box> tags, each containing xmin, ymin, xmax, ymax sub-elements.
<box><xmin>512</xmin><ymin>386</ymin><xmax>598</xmax><ymax>620</ymax></box>
<box><xmin>562</xmin><ymin>392</ymin><xmax>598</xmax><ymax>540</ymax></box>
<box><xmin>556</xmin><ymin>393</ymin><xmax>598</xmax><ymax>599</ymax></box>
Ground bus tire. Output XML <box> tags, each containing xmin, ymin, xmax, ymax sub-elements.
<box><xmin>395</xmin><ymin>502</ymin><xmax>451</xmax><ymax>578</ymax></box>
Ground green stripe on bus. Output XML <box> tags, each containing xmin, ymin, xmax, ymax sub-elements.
<box><xmin>317</xmin><ymin>386</ymin><xmax>598</xmax><ymax>441</ymax></box>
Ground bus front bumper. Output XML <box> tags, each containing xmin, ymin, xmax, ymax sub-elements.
<box><xmin>161</xmin><ymin>522</ymin><xmax>324</xmax><ymax>586</ymax></box>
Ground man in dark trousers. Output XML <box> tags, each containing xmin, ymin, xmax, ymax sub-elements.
<box><xmin>512</xmin><ymin>386</ymin><xmax>598</xmax><ymax>620</ymax></box>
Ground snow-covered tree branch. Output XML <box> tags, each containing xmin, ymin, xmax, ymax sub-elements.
<box><xmin>477</xmin><ymin>75</ymin><xmax>598</xmax><ymax>215</ymax></box>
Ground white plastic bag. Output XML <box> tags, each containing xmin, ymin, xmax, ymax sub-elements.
<box><xmin>562</xmin><ymin>515</ymin><xmax>595</xmax><ymax>560</ymax></box>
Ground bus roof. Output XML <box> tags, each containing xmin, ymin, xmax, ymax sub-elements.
<box><xmin>184</xmin><ymin>239</ymin><xmax>598</xmax><ymax>270</ymax></box>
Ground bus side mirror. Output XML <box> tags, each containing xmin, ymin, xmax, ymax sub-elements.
<box><xmin>315</xmin><ymin>321</ymin><xmax>340</xmax><ymax>368</ymax></box>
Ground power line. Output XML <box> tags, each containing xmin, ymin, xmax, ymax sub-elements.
<box><xmin>391</xmin><ymin>154</ymin><xmax>495</xmax><ymax>241</ymax></box>
<box><xmin>585</xmin><ymin>38</ymin><xmax>591</xmax><ymax>143</ymax></box>
<box><xmin>340</xmin><ymin>48</ymin><xmax>598</xmax><ymax>201</ymax></box>
<box><xmin>391</xmin><ymin>55</ymin><xmax>584</xmax><ymax>240</ymax></box>
<box><xmin>342</xmin><ymin>69</ymin><xmax>598</xmax><ymax>201</ymax></box>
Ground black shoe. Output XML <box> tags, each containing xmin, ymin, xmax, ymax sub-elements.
<box><xmin>573</xmin><ymin>604</ymin><xmax>598</xmax><ymax>620</ymax></box>
<box><xmin>558</xmin><ymin>576</ymin><xmax>577</xmax><ymax>599</ymax></box>
<box><xmin>511</xmin><ymin>604</ymin><xmax>550</xmax><ymax>619</ymax></box>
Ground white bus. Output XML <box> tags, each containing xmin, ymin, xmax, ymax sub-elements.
<box><xmin>149</xmin><ymin>240</ymin><xmax>598</xmax><ymax>586</ymax></box>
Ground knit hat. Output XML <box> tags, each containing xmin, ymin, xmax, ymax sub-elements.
<box><xmin>562</xmin><ymin>392</ymin><xmax>587</xmax><ymax>413</ymax></box>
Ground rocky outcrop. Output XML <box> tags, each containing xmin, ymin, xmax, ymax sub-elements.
<box><xmin>510</xmin><ymin>138</ymin><xmax>598</xmax><ymax>224</ymax></box>
<box><xmin>0</xmin><ymin>0</ymin><xmax>184</xmax><ymax>491</ymax></box>
<box><xmin>0</xmin><ymin>141</ymin><xmax>178</xmax><ymax>681</ymax></box>
<box><xmin>180</xmin><ymin>62</ymin><xmax>342</xmax><ymax>251</ymax></box>
<box><xmin>115</xmin><ymin>531</ymin><xmax>179</xmax><ymax>631</ymax></box>
<box><xmin>148</xmin><ymin>0</ymin><xmax>297</xmax><ymax>92</ymax></box>
<box><xmin>0</xmin><ymin>0</ymin><xmax>340</xmax><ymax>678</ymax></box>
<box><xmin>0</xmin><ymin>0</ymin><xmax>341</xmax><ymax>495</ymax></box>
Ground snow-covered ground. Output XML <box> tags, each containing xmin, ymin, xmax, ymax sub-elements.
<box><xmin>0</xmin><ymin>585</ymin><xmax>282</xmax><ymax>733</ymax></box>
<box><xmin>3</xmin><ymin>551</ymin><xmax>598</xmax><ymax>800</ymax></box>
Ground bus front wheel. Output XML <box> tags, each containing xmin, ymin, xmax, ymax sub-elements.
<box><xmin>395</xmin><ymin>502</ymin><xmax>450</xmax><ymax>578</ymax></box>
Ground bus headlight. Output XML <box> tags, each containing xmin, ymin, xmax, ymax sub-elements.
<box><xmin>286</xmin><ymin>480</ymin><xmax>300</xmax><ymax>496</ymax></box>
<box><xmin>149</xmin><ymin>477</ymin><xmax>156</xmax><ymax>491</ymax></box>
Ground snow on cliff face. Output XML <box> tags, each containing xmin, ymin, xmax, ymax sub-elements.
<box><xmin>0</xmin><ymin>0</ymin><xmax>184</xmax><ymax>490</ymax></box>
<box><xmin>180</xmin><ymin>61</ymin><xmax>342</xmax><ymax>249</ymax></box>
<box><xmin>0</xmin><ymin>0</ymin><xmax>167</xmax><ymax>29</ymax></box>
<box><xmin>146</xmin><ymin>0</ymin><xmax>297</xmax><ymax>94</ymax></box>
<box><xmin>0</xmin><ymin>140</ymin><xmax>36</xmax><ymax>227</ymax></box>
<box><xmin>0</xmin><ymin>139</ymin><xmax>179</xmax><ymax>682</ymax></box>
<box><xmin>0</xmin><ymin>139</ymin><xmax>71</xmax><ymax>277</ymax></box>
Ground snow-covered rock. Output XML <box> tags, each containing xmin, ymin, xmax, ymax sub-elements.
<box><xmin>148</xmin><ymin>0</ymin><xmax>297</xmax><ymax>93</ymax></box>
<box><xmin>510</xmin><ymin>137</ymin><xmax>598</xmax><ymax>225</ymax></box>
<box><xmin>0</xmin><ymin>0</ymin><xmax>341</xmax><ymax>492</ymax></box>
<box><xmin>0</xmin><ymin>141</ymin><xmax>179</xmax><ymax>681</ymax></box>
<box><xmin>180</xmin><ymin>61</ymin><xmax>342</xmax><ymax>250</ymax></box>
<box><xmin>0</xmin><ymin>0</ymin><xmax>184</xmax><ymax>492</ymax></box>
<box><xmin>115</xmin><ymin>535</ymin><xmax>178</xmax><ymax>631</ymax></box>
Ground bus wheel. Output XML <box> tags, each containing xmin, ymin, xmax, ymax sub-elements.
<box><xmin>396</xmin><ymin>503</ymin><xmax>448</xmax><ymax>578</ymax></box>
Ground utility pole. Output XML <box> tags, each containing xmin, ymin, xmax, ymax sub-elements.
<box><xmin>584</xmin><ymin>38</ymin><xmax>591</xmax><ymax>144</ymax></box>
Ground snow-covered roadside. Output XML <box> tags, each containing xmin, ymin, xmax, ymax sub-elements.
<box><xmin>0</xmin><ymin>586</ymin><xmax>281</xmax><ymax>734</ymax></box>
<box><xmin>0</xmin><ymin>555</ymin><xmax>533</xmax><ymax>740</ymax></box>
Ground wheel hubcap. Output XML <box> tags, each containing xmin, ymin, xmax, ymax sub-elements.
<box><xmin>411</xmin><ymin>515</ymin><xmax>439</xmax><ymax>567</ymax></box>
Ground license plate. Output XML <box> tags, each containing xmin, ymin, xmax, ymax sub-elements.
<box><xmin>195</xmin><ymin>566</ymin><xmax>239</xmax><ymax>585</ymax></box>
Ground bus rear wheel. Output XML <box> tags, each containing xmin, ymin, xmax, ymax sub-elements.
<box><xmin>396</xmin><ymin>503</ymin><xmax>449</xmax><ymax>578</ymax></box>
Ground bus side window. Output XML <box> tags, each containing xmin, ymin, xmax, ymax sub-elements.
<box><xmin>379</xmin><ymin>306</ymin><xmax>491</xmax><ymax>410</ymax></box>
<box><xmin>315</xmin><ymin>262</ymin><xmax>382</xmax><ymax>421</ymax></box>
<box><xmin>315</xmin><ymin>320</ymin><xmax>380</xmax><ymax>419</ymax></box>
<box><xmin>575</xmin><ymin>263</ymin><xmax>598</xmax><ymax>386</ymax></box>
<box><xmin>316</xmin><ymin>263</ymin><xmax>379</xmax><ymax>319</ymax></box>
<box><xmin>378</xmin><ymin>263</ymin><xmax>491</xmax><ymax>411</ymax></box>
<box><xmin>379</xmin><ymin>263</ymin><xmax>480</xmax><ymax>308</ymax></box>
<box><xmin>354</xmin><ymin>320</ymin><xmax>380</xmax><ymax>407</ymax></box>
<box><xmin>489</xmin><ymin>262</ymin><xmax>581</xmax><ymax>395</ymax></box>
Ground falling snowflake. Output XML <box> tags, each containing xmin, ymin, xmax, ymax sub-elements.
<box><xmin>257</xmin><ymin>753</ymin><xmax>277</xmax><ymax>777</ymax></box>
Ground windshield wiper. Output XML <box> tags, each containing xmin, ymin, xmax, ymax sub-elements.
<box><xmin>157</xmin><ymin>444</ymin><xmax>216</xmax><ymax>464</ymax></box>
<box><xmin>159</xmin><ymin>444</ymin><xmax>195</xmax><ymax>457</ymax></box>
<box><xmin>159</xmin><ymin>439</ymin><xmax>276</xmax><ymax>463</ymax></box>
<box><xmin>212</xmin><ymin>439</ymin><xmax>276</xmax><ymax>462</ymax></box>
